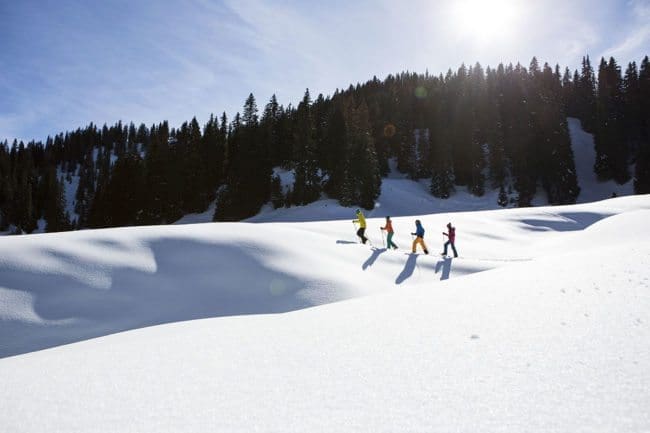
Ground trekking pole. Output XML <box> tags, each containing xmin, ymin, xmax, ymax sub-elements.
<box><xmin>380</xmin><ymin>228</ymin><xmax>385</xmax><ymax>248</ymax></box>
<box><xmin>352</xmin><ymin>221</ymin><xmax>358</xmax><ymax>242</ymax></box>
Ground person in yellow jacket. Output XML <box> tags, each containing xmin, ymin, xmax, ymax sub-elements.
<box><xmin>352</xmin><ymin>209</ymin><xmax>369</xmax><ymax>244</ymax></box>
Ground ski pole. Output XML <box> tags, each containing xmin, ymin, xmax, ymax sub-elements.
<box><xmin>380</xmin><ymin>228</ymin><xmax>385</xmax><ymax>248</ymax></box>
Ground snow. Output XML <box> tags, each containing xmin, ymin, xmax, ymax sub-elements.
<box><xmin>1</xmin><ymin>194</ymin><xmax>650</xmax><ymax>432</ymax></box>
<box><xmin>172</xmin><ymin>200</ymin><xmax>216</xmax><ymax>225</ymax></box>
<box><xmin>568</xmin><ymin>117</ymin><xmax>634</xmax><ymax>202</ymax></box>
<box><xmin>273</xmin><ymin>166</ymin><xmax>295</xmax><ymax>191</ymax></box>
<box><xmin>59</xmin><ymin>168</ymin><xmax>80</xmax><ymax>224</ymax></box>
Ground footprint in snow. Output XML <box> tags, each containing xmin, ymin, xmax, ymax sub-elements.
<box><xmin>470</xmin><ymin>334</ymin><xmax>480</xmax><ymax>340</ymax></box>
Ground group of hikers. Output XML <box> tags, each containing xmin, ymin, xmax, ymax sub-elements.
<box><xmin>352</xmin><ymin>209</ymin><xmax>458</xmax><ymax>258</ymax></box>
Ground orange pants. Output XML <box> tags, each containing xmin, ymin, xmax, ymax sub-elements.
<box><xmin>412</xmin><ymin>237</ymin><xmax>428</xmax><ymax>253</ymax></box>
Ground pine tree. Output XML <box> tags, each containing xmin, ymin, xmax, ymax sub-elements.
<box><xmin>344</xmin><ymin>98</ymin><xmax>381</xmax><ymax>209</ymax></box>
<box><xmin>42</xmin><ymin>167</ymin><xmax>71</xmax><ymax>232</ymax></box>
<box><xmin>202</xmin><ymin>113</ymin><xmax>226</xmax><ymax>195</ymax></box>
<box><xmin>215</xmin><ymin>95</ymin><xmax>271</xmax><ymax>220</ymax></box>
<box><xmin>576</xmin><ymin>56</ymin><xmax>598</xmax><ymax>132</ymax></box>
<box><xmin>497</xmin><ymin>184</ymin><xmax>508</xmax><ymax>207</ymax></box>
<box><xmin>181</xmin><ymin>117</ymin><xmax>210</xmax><ymax>213</ymax></box>
<box><xmin>623</xmin><ymin>62</ymin><xmax>641</xmax><ymax>148</ymax></box>
<box><xmin>270</xmin><ymin>174</ymin><xmax>285</xmax><ymax>209</ymax></box>
<box><xmin>105</xmin><ymin>152</ymin><xmax>145</xmax><ymax>226</ymax></box>
<box><xmin>429</xmin><ymin>99</ymin><xmax>454</xmax><ymax>198</ymax></box>
<box><xmin>485</xmin><ymin>66</ymin><xmax>508</xmax><ymax>188</ymax></box>
<box><xmin>634</xmin><ymin>56</ymin><xmax>650</xmax><ymax>193</ymax></box>
<box><xmin>0</xmin><ymin>141</ymin><xmax>11</xmax><ymax>230</ymax></box>
<box><xmin>292</xmin><ymin>89</ymin><xmax>322</xmax><ymax>205</ymax></box>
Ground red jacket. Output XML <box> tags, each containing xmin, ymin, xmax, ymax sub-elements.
<box><xmin>382</xmin><ymin>220</ymin><xmax>394</xmax><ymax>233</ymax></box>
<box><xmin>447</xmin><ymin>227</ymin><xmax>456</xmax><ymax>243</ymax></box>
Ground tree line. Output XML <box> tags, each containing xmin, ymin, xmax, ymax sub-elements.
<box><xmin>1</xmin><ymin>55</ymin><xmax>648</xmax><ymax>234</ymax></box>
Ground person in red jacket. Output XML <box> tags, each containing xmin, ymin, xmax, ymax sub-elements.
<box><xmin>442</xmin><ymin>222</ymin><xmax>458</xmax><ymax>257</ymax></box>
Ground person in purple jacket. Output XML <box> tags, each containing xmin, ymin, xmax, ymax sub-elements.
<box><xmin>442</xmin><ymin>222</ymin><xmax>458</xmax><ymax>257</ymax></box>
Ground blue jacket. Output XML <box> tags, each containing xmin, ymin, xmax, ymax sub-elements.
<box><xmin>414</xmin><ymin>222</ymin><xmax>425</xmax><ymax>238</ymax></box>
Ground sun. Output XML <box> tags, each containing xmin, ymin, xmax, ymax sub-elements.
<box><xmin>451</xmin><ymin>0</ymin><xmax>520</xmax><ymax>40</ymax></box>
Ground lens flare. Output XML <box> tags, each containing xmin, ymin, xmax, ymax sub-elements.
<box><xmin>383</xmin><ymin>123</ymin><xmax>396</xmax><ymax>137</ymax></box>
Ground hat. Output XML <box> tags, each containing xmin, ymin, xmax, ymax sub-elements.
<box><xmin>386</xmin><ymin>215</ymin><xmax>391</xmax><ymax>219</ymax></box>
<box><xmin>447</xmin><ymin>222</ymin><xmax>452</xmax><ymax>227</ymax></box>
<box><xmin>355</xmin><ymin>209</ymin><xmax>361</xmax><ymax>214</ymax></box>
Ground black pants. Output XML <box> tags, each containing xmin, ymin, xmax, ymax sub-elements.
<box><xmin>357</xmin><ymin>227</ymin><xmax>368</xmax><ymax>244</ymax></box>
<box><xmin>443</xmin><ymin>240</ymin><xmax>458</xmax><ymax>257</ymax></box>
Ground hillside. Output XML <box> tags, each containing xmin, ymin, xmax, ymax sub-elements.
<box><xmin>175</xmin><ymin>117</ymin><xmax>635</xmax><ymax>225</ymax></box>
<box><xmin>1</xmin><ymin>195</ymin><xmax>650</xmax><ymax>432</ymax></box>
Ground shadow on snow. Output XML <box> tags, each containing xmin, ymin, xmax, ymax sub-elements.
<box><xmin>0</xmin><ymin>238</ymin><xmax>311</xmax><ymax>358</ymax></box>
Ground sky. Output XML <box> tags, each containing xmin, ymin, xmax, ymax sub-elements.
<box><xmin>1</xmin><ymin>0</ymin><xmax>648</xmax><ymax>143</ymax></box>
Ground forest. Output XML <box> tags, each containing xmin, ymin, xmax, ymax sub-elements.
<box><xmin>0</xmin><ymin>55</ymin><xmax>649</xmax><ymax>233</ymax></box>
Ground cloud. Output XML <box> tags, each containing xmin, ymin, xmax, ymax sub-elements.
<box><xmin>600</xmin><ymin>0</ymin><xmax>650</xmax><ymax>62</ymax></box>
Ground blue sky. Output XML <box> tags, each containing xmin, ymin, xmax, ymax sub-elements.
<box><xmin>1</xmin><ymin>0</ymin><xmax>648</xmax><ymax>142</ymax></box>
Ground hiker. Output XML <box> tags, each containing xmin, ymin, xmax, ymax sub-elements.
<box><xmin>411</xmin><ymin>219</ymin><xmax>429</xmax><ymax>254</ymax></box>
<box><xmin>442</xmin><ymin>222</ymin><xmax>458</xmax><ymax>257</ymax></box>
<box><xmin>353</xmin><ymin>209</ymin><xmax>368</xmax><ymax>244</ymax></box>
<box><xmin>380</xmin><ymin>216</ymin><xmax>398</xmax><ymax>250</ymax></box>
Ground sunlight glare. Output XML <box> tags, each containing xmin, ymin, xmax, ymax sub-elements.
<box><xmin>452</xmin><ymin>0</ymin><xmax>520</xmax><ymax>40</ymax></box>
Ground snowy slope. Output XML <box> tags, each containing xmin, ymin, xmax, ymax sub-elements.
<box><xmin>1</xmin><ymin>195</ymin><xmax>650</xmax><ymax>432</ymax></box>
<box><xmin>568</xmin><ymin>117</ymin><xmax>634</xmax><ymax>202</ymax></box>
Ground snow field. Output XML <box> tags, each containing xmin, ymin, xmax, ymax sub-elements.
<box><xmin>0</xmin><ymin>196</ymin><xmax>649</xmax><ymax>432</ymax></box>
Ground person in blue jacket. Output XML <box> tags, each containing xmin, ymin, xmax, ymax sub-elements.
<box><xmin>411</xmin><ymin>219</ymin><xmax>429</xmax><ymax>254</ymax></box>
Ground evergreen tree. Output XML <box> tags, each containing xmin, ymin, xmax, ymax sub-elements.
<box><xmin>322</xmin><ymin>101</ymin><xmax>348</xmax><ymax>198</ymax></box>
<box><xmin>105</xmin><ymin>152</ymin><xmax>145</xmax><ymax>226</ymax></box>
<box><xmin>42</xmin><ymin>168</ymin><xmax>71</xmax><ymax>232</ymax></box>
<box><xmin>485</xmin><ymin>65</ymin><xmax>508</xmax><ymax>188</ymax></box>
<box><xmin>576</xmin><ymin>55</ymin><xmax>598</xmax><ymax>132</ymax></box>
<box><xmin>215</xmin><ymin>95</ymin><xmax>271</xmax><ymax>220</ymax></box>
<box><xmin>634</xmin><ymin>56</ymin><xmax>650</xmax><ymax>193</ymax></box>
<box><xmin>0</xmin><ymin>141</ymin><xmax>11</xmax><ymax>230</ymax></box>
<box><xmin>429</xmin><ymin>100</ymin><xmax>454</xmax><ymax>198</ymax></box>
<box><xmin>497</xmin><ymin>184</ymin><xmax>509</xmax><ymax>207</ymax></box>
<box><xmin>292</xmin><ymin>89</ymin><xmax>322</xmax><ymax>205</ymax></box>
<box><xmin>202</xmin><ymin>113</ymin><xmax>226</xmax><ymax>194</ymax></box>
<box><xmin>180</xmin><ymin>117</ymin><xmax>210</xmax><ymax>213</ymax></box>
<box><xmin>270</xmin><ymin>174</ymin><xmax>285</xmax><ymax>209</ymax></box>
<box><xmin>594</xmin><ymin>57</ymin><xmax>628</xmax><ymax>183</ymax></box>
<box><xmin>344</xmin><ymin>98</ymin><xmax>381</xmax><ymax>209</ymax></box>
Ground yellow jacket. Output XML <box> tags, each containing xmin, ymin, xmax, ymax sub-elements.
<box><xmin>353</xmin><ymin>212</ymin><xmax>367</xmax><ymax>228</ymax></box>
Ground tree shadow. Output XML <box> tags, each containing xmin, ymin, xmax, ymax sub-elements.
<box><xmin>395</xmin><ymin>253</ymin><xmax>418</xmax><ymax>284</ymax></box>
<box><xmin>435</xmin><ymin>257</ymin><xmax>453</xmax><ymax>280</ymax></box>
<box><xmin>362</xmin><ymin>248</ymin><xmax>386</xmax><ymax>270</ymax></box>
